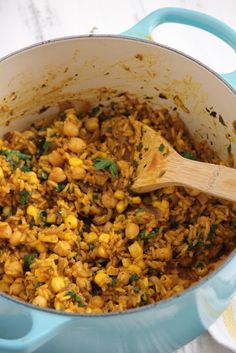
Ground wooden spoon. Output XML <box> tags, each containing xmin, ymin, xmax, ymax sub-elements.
<box><xmin>131</xmin><ymin>121</ymin><xmax>236</xmax><ymax>202</ymax></box>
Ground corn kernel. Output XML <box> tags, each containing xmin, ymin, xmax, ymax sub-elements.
<box><xmin>27</xmin><ymin>205</ymin><xmax>38</xmax><ymax>219</ymax></box>
<box><xmin>65</xmin><ymin>108</ymin><xmax>77</xmax><ymax>119</ymax></box>
<box><xmin>28</xmin><ymin>172</ymin><xmax>39</xmax><ymax>184</ymax></box>
<box><xmin>0</xmin><ymin>167</ymin><xmax>4</xmax><ymax>179</ymax></box>
<box><xmin>86</xmin><ymin>308</ymin><xmax>92</xmax><ymax>313</ymax></box>
<box><xmin>163</xmin><ymin>186</ymin><xmax>175</xmax><ymax>194</ymax></box>
<box><xmin>161</xmin><ymin>200</ymin><xmax>169</xmax><ymax>209</ymax></box>
<box><xmin>136</xmin><ymin>259</ymin><xmax>146</xmax><ymax>269</ymax></box>
<box><xmin>114</xmin><ymin>190</ymin><xmax>125</xmax><ymax>200</ymax></box>
<box><xmin>97</xmin><ymin>245</ymin><xmax>109</xmax><ymax>258</ymax></box>
<box><xmin>84</xmin><ymin>232</ymin><xmax>98</xmax><ymax>243</ymax></box>
<box><xmin>173</xmin><ymin>285</ymin><xmax>185</xmax><ymax>293</ymax></box>
<box><xmin>94</xmin><ymin>272</ymin><xmax>111</xmax><ymax>287</ymax></box>
<box><xmin>46</xmin><ymin>214</ymin><xmax>57</xmax><ymax>224</ymax></box>
<box><xmin>35</xmin><ymin>241</ymin><xmax>47</xmax><ymax>253</ymax></box>
<box><xmin>128</xmin><ymin>241</ymin><xmax>143</xmax><ymax>258</ymax></box>
<box><xmin>68</xmin><ymin>157</ymin><xmax>83</xmax><ymax>167</ymax></box>
<box><xmin>51</xmin><ymin>276</ymin><xmax>65</xmax><ymax>293</ymax></box>
<box><xmin>116</xmin><ymin>200</ymin><xmax>128</xmax><ymax>214</ymax></box>
<box><xmin>131</xmin><ymin>196</ymin><xmax>141</xmax><ymax>204</ymax></box>
<box><xmin>99</xmin><ymin>233</ymin><xmax>110</xmax><ymax>243</ymax></box>
<box><xmin>128</xmin><ymin>264</ymin><xmax>141</xmax><ymax>274</ymax></box>
<box><xmin>65</xmin><ymin>215</ymin><xmax>78</xmax><ymax>229</ymax></box>
<box><xmin>38</xmin><ymin>234</ymin><xmax>58</xmax><ymax>243</ymax></box>
<box><xmin>142</xmin><ymin>118</ymin><xmax>151</xmax><ymax>125</ymax></box>
<box><xmin>122</xmin><ymin>258</ymin><xmax>131</xmax><ymax>268</ymax></box>
<box><xmin>142</xmin><ymin>277</ymin><xmax>149</xmax><ymax>288</ymax></box>
<box><xmin>47</xmin><ymin>180</ymin><xmax>58</xmax><ymax>188</ymax></box>
<box><xmin>63</xmin><ymin>231</ymin><xmax>76</xmax><ymax>241</ymax></box>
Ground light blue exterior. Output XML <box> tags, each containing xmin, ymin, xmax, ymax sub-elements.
<box><xmin>0</xmin><ymin>7</ymin><xmax>235</xmax><ymax>353</ymax></box>
<box><xmin>123</xmin><ymin>7</ymin><xmax>236</xmax><ymax>90</ymax></box>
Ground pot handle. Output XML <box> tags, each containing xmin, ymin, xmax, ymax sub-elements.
<box><xmin>0</xmin><ymin>308</ymin><xmax>73</xmax><ymax>352</ymax></box>
<box><xmin>122</xmin><ymin>7</ymin><xmax>236</xmax><ymax>89</ymax></box>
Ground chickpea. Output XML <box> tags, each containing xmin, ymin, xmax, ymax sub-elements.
<box><xmin>9</xmin><ymin>281</ymin><xmax>25</xmax><ymax>296</ymax></box>
<box><xmin>76</xmin><ymin>277</ymin><xmax>90</xmax><ymax>290</ymax></box>
<box><xmin>49</xmin><ymin>167</ymin><xmax>66</xmax><ymax>183</ymax></box>
<box><xmin>68</xmin><ymin>137</ymin><xmax>87</xmax><ymax>154</ymax></box>
<box><xmin>9</xmin><ymin>230</ymin><xmax>23</xmax><ymax>246</ymax></box>
<box><xmin>54</xmin><ymin>241</ymin><xmax>71</xmax><ymax>257</ymax></box>
<box><xmin>85</xmin><ymin>117</ymin><xmax>99</xmax><ymax>132</ymax></box>
<box><xmin>125</xmin><ymin>223</ymin><xmax>139</xmax><ymax>239</ymax></box>
<box><xmin>4</xmin><ymin>260</ymin><xmax>23</xmax><ymax>277</ymax></box>
<box><xmin>117</xmin><ymin>271</ymin><xmax>130</xmax><ymax>285</ymax></box>
<box><xmin>48</xmin><ymin>150</ymin><xmax>64</xmax><ymax>167</ymax></box>
<box><xmin>32</xmin><ymin>295</ymin><xmax>47</xmax><ymax>308</ymax></box>
<box><xmin>71</xmin><ymin>166</ymin><xmax>86</xmax><ymax>180</ymax></box>
<box><xmin>0</xmin><ymin>222</ymin><xmax>12</xmax><ymax>239</ymax></box>
<box><xmin>101</xmin><ymin>191</ymin><xmax>117</xmax><ymax>208</ymax></box>
<box><xmin>51</xmin><ymin>276</ymin><xmax>65</xmax><ymax>293</ymax></box>
<box><xmin>90</xmin><ymin>295</ymin><xmax>104</xmax><ymax>308</ymax></box>
<box><xmin>63</xmin><ymin>121</ymin><xmax>79</xmax><ymax>137</ymax></box>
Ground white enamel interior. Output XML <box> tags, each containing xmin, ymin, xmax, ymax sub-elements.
<box><xmin>0</xmin><ymin>36</ymin><xmax>235</xmax><ymax>161</ymax></box>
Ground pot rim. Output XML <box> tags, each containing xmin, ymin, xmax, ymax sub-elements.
<box><xmin>0</xmin><ymin>33</ymin><xmax>235</xmax><ymax>318</ymax></box>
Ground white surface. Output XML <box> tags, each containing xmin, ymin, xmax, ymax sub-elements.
<box><xmin>0</xmin><ymin>1</ymin><xmax>235</xmax><ymax>352</ymax></box>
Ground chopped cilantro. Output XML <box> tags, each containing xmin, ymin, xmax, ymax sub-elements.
<box><xmin>23</xmin><ymin>252</ymin><xmax>37</xmax><ymax>271</ymax></box>
<box><xmin>159</xmin><ymin>143</ymin><xmax>165</xmax><ymax>152</ymax></box>
<box><xmin>93</xmin><ymin>158</ymin><xmax>118</xmax><ymax>178</ymax></box>
<box><xmin>111</xmin><ymin>276</ymin><xmax>118</xmax><ymax>286</ymax></box>
<box><xmin>20</xmin><ymin>165</ymin><xmax>31</xmax><ymax>172</ymax></box>
<box><xmin>57</xmin><ymin>183</ymin><xmax>67</xmax><ymax>192</ymax></box>
<box><xmin>130</xmin><ymin>273</ymin><xmax>139</xmax><ymax>282</ymax></box>
<box><xmin>134</xmin><ymin>286</ymin><xmax>140</xmax><ymax>293</ymax></box>
<box><xmin>39</xmin><ymin>170</ymin><xmax>48</xmax><ymax>181</ymax></box>
<box><xmin>181</xmin><ymin>150</ymin><xmax>197</xmax><ymax>160</ymax></box>
<box><xmin>0</xmin><ymin>149</ymin><xmax>32</xmax><ymax>170</ymax></box>
<box><xmin>139</xmin><ymin>228</ymin><xmax>159</xmax><ymax>240</ymax></box>
<box><xmin>39</xmin><ymin>210</ymin><xmax>47</xmax><ymax>223</ymax></box>
<box><xmin>67</xmin><ymin>290</ymin><xmax>85</xmax><ymax>307</ymax></box>
<box><xmin>136</xmin><ymin>207</ymin><xmax>145</xmax><ymax>213</ymax></box>
<box><xmin>37</xmin><ymin>138</ymin><xmax>51</xmax><ymax>155</ymax></box>
<box><xmin>19</xmin><ymin>191</ymin><xmax>30</xmax><ymax>205</ymax></box>
<box><xmin>207</xmin><ymin>224</ymin><xmax>218</xmax><ymax>241</ymax></box>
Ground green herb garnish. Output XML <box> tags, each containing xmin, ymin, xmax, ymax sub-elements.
<box><xmin>207</xmin><ymin>224</ymin><xmax>218</xmax><ymax>241</ymax></box>
<box><xmin>139</xmin><ymin>228</ymin><xmax>159</xmax><ymax>240</ymax></box>
<box><xmin>23</xmin><ymin>252</ymin><xmax>37</xmax><ymax>271</ymax></box>
<box><xmin>136</xmin><ymin>207</ymin><xmax>145</xmax><ymax>213</ymax></box>
<box><xmin>39</xmin><ymin>170</ymin><xmax>48</xmax><ymax>181</ymax></box>
<box><xmin>37</xmin><ymin>138</ymin><xmax>51</xmax><ymax>155</ymax></box>
<box><xmin>19</xmin><ymin>191</ymin><xmax>30</xmax><ymax>205</ymax></box>
<box><xmin>181</xmin><ymin>150</ymin><xmax>197</xmax><ymax>160</ymax></box>
<box><xmin>67</xmin><ymin>290</ymin><xmax>85</xmax><ymax>307</ymax></box>
<box><xmin>130</xmin><ymin>273</ymin><xmax>139</xmax><ymax>282</ymax></box>
<box><xmin>39</xmin><ymin>210</ymin><xmax>47</xmax><ymax>223</ymax></box>
<box><xmin>93</xmin><ymin>158</ymin><xmax>118</xmax><ymax>178</ymax></box>
<box><xmin>0</xmin><ymin>149</ymin><xmax>32</xmax><ymax>170</ymax></box>
<box><xmin>111</xmin><ymin>276</ymin><xmax>118</xmax><ymax>286</ymax></box>
<box><xmin>159</xmin><ymin>143</ymin><xmax>165</xmax><ymax>152</ymax></box>
<box><xmin>57</xmin><ymin>183</ymin><xmax>66</xmax><ymax>192</ymax></box>
<box><xmin>134</xmin><ymin>287</ymin><xmax>140</xmax><ymax>293</ymax></box>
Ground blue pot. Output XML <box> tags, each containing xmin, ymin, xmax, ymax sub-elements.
<box><xmin>0</xmin><ymin>7</ymin><xmax>235</xmax><ymax>353</ymax></box>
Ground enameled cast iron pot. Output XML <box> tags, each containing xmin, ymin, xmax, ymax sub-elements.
<box><xmin>0</xmin><ymin>8</ymin><xmax>235</xmax><ymax>353</ymax></box>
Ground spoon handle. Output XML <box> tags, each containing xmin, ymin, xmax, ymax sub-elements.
<box><xmin>167</xmin><ymin>155</ymin><xmax>236</xmax><ymax>202</ymax></box>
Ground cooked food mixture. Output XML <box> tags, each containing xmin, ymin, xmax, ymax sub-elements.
<box><xmin>0</xmin><ymin>96</ymin><xmax>235</xmax><ymax>313</ymax></box>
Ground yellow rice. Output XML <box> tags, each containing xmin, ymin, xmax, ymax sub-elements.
<box><xmin>0</xmin><ymin>95</ymin><xmax>235</xmax><ymax>313</ymax></box>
